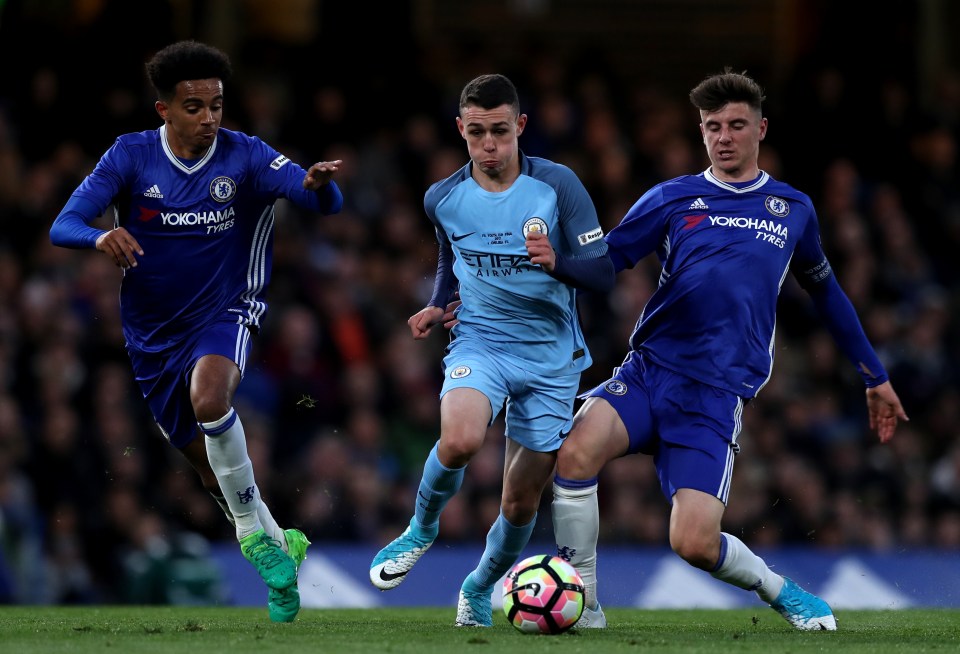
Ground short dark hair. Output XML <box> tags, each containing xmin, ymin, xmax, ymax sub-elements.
<box><xmin>459</xmin><ymin>74</ymin><xmax>520</xmax><ymax>115</ymax></box>
<box><xmin>145</xmin><ymin>40</ymin><xmax>233</xmax><ymax>100</ymax></box>
<box><xmin>689</xmin><ymin>67</ymin><xmax>765</xmax><ymax>114</ymax></box>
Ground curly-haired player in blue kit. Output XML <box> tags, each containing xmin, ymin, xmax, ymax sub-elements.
<box><xmin>50</xmin><ymin>40</ymin><xmax>344</xmax><ymax>622</ymax></box>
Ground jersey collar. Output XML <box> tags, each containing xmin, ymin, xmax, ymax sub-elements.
<box><xmin>703</xmin><ymin>167</ymin><xmax>769</xmax><ymax>193</ymax></box>
<box><xmin>160</xmin><ymin>125</ymin><xmax>218</xmax><ymax>174</ymax></box>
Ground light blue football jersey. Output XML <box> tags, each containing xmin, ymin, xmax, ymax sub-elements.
<box><xmin>607</xmin><ymin>168</ymin><xmax>830</xmax><ymax>397</ymax></box>
<box><xmin>424</xmin><ymin>153</ymin><xmax>607</xmax><ymax>376</ymax></box>
<box><xmin>66</xmin><ymin>125</ymin><xmax>342</xmax><ymax>352</ymax></box>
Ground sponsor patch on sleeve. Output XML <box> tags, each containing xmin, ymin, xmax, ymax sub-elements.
<box><xmin>270</xmin><ymin>155</ymin><xmax>290</xmax><ymax>170</ymax></box>
<box><xmin>577</xmin><ymin>227</ymin><xmax>604</xmax><ymax>246</ymax></box>
<box><xmin>803</xmin><ymin>257</ymin><xmax>833</xmax><ymax>283</ymax></box>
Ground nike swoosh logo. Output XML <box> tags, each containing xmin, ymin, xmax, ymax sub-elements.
<box><xmin>379</xmin><ymin>568</ymin><xmax>409</xmax><ymax>582</ymax></box>
<box><xmin>451</xmin><ymin>232</ymin><xmax>476</xmax><ymax>242</ymax></box>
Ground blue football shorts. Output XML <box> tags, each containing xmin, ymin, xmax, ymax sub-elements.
<box><xmin>126</xmin><ymin>315</ymin><xmax>253</xmax><ymax>449</ymax></box>
<box><xmin>440</xmin><ymin>338</ymin><xmax>579</xmax><ymax>453</ymax></box>
<box><xmin>580</xmin><ymin>352</ymin><xmax>745</xmax><ymax>505</ymax></box>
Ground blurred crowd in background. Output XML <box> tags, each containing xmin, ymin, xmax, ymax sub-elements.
<box><xmin>1</xmin><ymin>1</ymin><xmax>959</xmax><ymax>604</ymax></box>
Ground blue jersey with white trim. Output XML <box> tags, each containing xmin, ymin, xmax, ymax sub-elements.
<box><xmin>69</xmin><ymin>125</ymin><xmax>342</xmax><ymax>352</ymax></box>
<box><xmin>425</xmin><ymin>153</ymin><xmax>607</xmax><ymax>375</ymax></box>
<box><xmin>607</xmin><ymin>168</ymin><xmax>830</xmax><ymax>397</ymax></box>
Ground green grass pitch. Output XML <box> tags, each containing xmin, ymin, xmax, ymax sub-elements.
<box><xmin>1</xmin><ymin>606</ymin><xmax>958</xmax><ymax>654</ymax></box>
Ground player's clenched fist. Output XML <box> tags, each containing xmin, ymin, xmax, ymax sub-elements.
<box><xmin>525</xmin><ymin>231</ymin><xmax>556</xmax><ymax>272</ymax></box>
<box><xmin>408</xmin><ymin>305</ymin><xmax>446</xmax><ymax>340</ymax></box>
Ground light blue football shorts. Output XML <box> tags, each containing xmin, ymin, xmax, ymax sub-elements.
<box><xmin>580</xmin><ymin>351</ymin><xmax>745</xmax><ymax>505</ymax></box>
<box><xmin>440</xmin><ymin>338</ymin><xmax>579</xmax><ymax>453</ymax></box>
<box><xmin>126</xmin><ymin>315</ymin><xmax>253</xmax><ymax>449</ymax></box>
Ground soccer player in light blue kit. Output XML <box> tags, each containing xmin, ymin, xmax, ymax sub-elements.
<box><xmin>369</xmin><ymin>74</ymin><xmax>615</xmax><ymax>626</ymax></box>
<box><xmin>49</xmin><ymin>40</ymin><xmax>344</xmax><ymax>622</ymax></box>
<box><xmin>552</xmin><ymin>69</ymin><xmax>908</xmax><ymax>631</ymax></box>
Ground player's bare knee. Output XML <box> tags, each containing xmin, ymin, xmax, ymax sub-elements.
<box><xmin>670</xmin><ymin>533</ymin><xmax>716</xmax><ymax>570</ymax></box>
<box><xmin>438</xmin><ymin>433</ymin><xmax>482</xmax><ymax>467</ymax></box>
<box><xmin>500</xmin><ymin>499</ymin><xmax>537</xmax><ymax>526</ymax></box>
<box><xmin>193</xmin><ymin>397</ymin><xmax>232</xmax><ymax>425</ymax></box>
<box><xmin>556</xmin><ymin>438</ymin><xmax>597</xmax><ymax>479</ymax></box>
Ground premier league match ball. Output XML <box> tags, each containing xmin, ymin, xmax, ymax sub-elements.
<box><xmin>502</xmin><ymin>554</ymin><xmax>584</xmax><ymax>634</ymax></box>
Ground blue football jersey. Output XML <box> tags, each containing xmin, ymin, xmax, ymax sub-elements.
<box><xmin>66</xmin><ymin>125</ymin><xmax>342</xmax><ymax>352</ymax></box>
<box><xmin>425</xmin><ymin>153</ymin><xmax>607</xmax><ymax>375</ymax></box>
<box><xmin>607</xmin><ymin>168</ymin><xmax>831</xmax><ymax>397</ymax></box>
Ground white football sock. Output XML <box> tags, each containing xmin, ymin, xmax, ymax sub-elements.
<box><xmin>257</xmin><ymin>499</ymin><xmax>286</xmax><ymax>552</ymax></box>
<box><xmin>710</xmin><ymin>532</ymin><xmax>784</xmax><ymax>602</ymax></box>
<box><xmin>552</xmin><ymin>481</ymin><xmax>600</xmax><ymax>609</ymax></box>
<box><xmin>201</xmin><ymin>408</ymin><xmax>263</xmax><ymax>540</ymax></box>
<box><xmin>212</xmin><ymin>484</ymin><xmax>284</xmax><ymax>549</ymax></box>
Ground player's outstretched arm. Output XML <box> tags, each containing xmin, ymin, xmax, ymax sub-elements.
<box><xmin>302</xmin><ymin>160</ymin><xmax>343</xmax><ymax>190</ymax></box>
<box><xmin>865</xmin><ymin>381</ymin><xmax>909</xmax><ymax>444</ymax></box>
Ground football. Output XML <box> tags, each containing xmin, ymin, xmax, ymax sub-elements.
<box><xmin>502</xmin><ymin>554</ymin><xmax>584</xmax><ymax>634</ymax></box>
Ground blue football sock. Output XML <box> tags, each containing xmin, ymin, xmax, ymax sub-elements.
<box><xmin>412</xmin><ymin>441</ymin><xmax>465</xmax><ymax>536</ymax></box>
<box><xmin>466</xmin><ymin>511</ymin><xmax>536</xmax><ymax>592</ymax></box>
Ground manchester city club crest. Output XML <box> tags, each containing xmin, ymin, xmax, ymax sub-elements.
<box><xmin>450</xmin><ymin>365</ymin><xmax>471</xmax><ymax>379</ymax></box>
<box><xmin>522</xmin><ymin>217</ymin><xmax>548</xmax><ymax>238</ymax></box>
<box><xmin>210</xmin><ymin>176</ymin><xmax>237</xmax><ymax>203</ymax></box>
<box><xmin>764</xmin><ymin>195</ymin><xmax>790</xmax><ymax>218</ymax></box>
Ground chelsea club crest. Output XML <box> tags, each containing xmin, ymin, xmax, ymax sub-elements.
<box><xmin>764</xmin><ymin>196</ymin><xmax>790</xmax><ymax>218</ymax></box>
<box><xmin>210</xmin><ymin>176</ymin><xmax>237</xmax><ymax>203</ymax></box>
<box><xmin>604</xmin><ymin>380</ymin><xmax>627</xmax><ymax>396</ymax></box>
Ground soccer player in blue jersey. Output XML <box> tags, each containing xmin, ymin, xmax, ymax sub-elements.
<box><xmin>551</xmin><ymin>69</ymin><xmax>908</xmax><ymax>631</ymax></box>
<box><xmin>49</xmin><ymin>40</ymin><xmax>344</xmax><ymax>622</ymax></box>
<box><xmin>368</xmin><ymin>74</ymin><xmax>615</xmax><ymax>626</ymax></box>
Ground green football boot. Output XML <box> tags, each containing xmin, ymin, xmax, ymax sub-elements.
<box><xmin>240</xmin><ymin>528</ymin><xmax>297</xmax><ymax>590</ymax></box>
<box><xmin>268</xmin><ymin>529</ymin><xmax>311</xmax><ymax>623</ymax></box>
